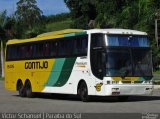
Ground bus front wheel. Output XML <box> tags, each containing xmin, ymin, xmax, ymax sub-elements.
<box><xmin>25</xmin><ymin>81</ymin><xmax>35</xmax><ymax>98</ymax></box>
<box><xmin>79</xmin><ymin>82</ymin><xmax>90</xmax><ymax>102</ymax></box>
<box><xmin>17</xmin><ymin>81</ymin><xmax>26</xmax><ymax>97</ymax></box>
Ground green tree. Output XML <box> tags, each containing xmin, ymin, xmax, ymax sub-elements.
<box><xmin>15</xmin><ymin>0</ymin><xmax>44</xmax><ymax>38</ymax></box>
<box><xmin>15</xmin><ymin>0</ymin><xmax>42</xmax><ymax>29</ymax></box>
<box><xmin>64</xmin><ymin>0</ymin><xmax>96</xmax><ymax>29</ymax></box>
<box><xmin>0</xmin><ymin>10</ymin><xmax>7</xmax><ymax>78</ymax></box>
<box><xmin>0</xmin><ymin>10</ymin><xmax>15</xmax><ymax>77</ymax></box>
<box><xmin>0</xmin><ymin>11</ymin><xmax>16</xmax><ymax>41</ymax></box>
<box><xmin>0</xmin><ymin>11</ymin><xmax>7</xmax><ymax>39</ymax></box>
<box><xmin>64</xmin><ymin>0</ymin><xmax>129</xmax><ymax>28</ymax></box>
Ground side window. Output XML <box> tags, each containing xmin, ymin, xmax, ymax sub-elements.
<box><xmin>6</xmin><ymin>45</ymin><xmax>13</xmax><ymax>61</ymax></box>
<box><xmin>44</xmin><ymin>42</ymin><xmax>51</xmax><ymax>57</ymax></box>
<box><xmin>6</xmin><ymin>35</ymin><xmax>88</xmax><ymax>61</ymax></box>
<box><xmin>81</xmin><ymin>35</ymin><xmax>88</xmax><ymax>54</ymax></box>
<box><xmin>73</xmin><ymin>35</ymin><xmax>88</xmax><ymax>56</ymax></box>
<box><xmin>8</xmin><ymin>44</ymin><xmax>33</xmax><ymax>60</ymax></box>
<box><xmin>6</xmin><ymin>45</ymin><xmax>21</xmax><ymax>60</ymax></box>
<box><xmin>58</xmin><ymin>40</ymin><xmax>66</xmax><ymax>56</ymax></box>
<box><xmin>91</xmin><ymin>33</ymin><xmax>105</xmax><ymax>48</ymax></box>
<box><xmin>15</xmin><ymin>45</ymin><xmax>20</xmax><ymax>60</ymax></box>
<box><xmin>35</xmin><ymin>43</ymin><xmax>44</xmax><ymax>58</ymax></box>
<box><xmin>19</xmin><ymin>45</ymin><xmax>26</xmax><ymax>59</ymax></box>
<box><xmin>25</xmin><ymin>45</ymin><xmax>33</xmax><ymax>58</ymax></box>
<box><xmin>50</xmin><ymin>41</ymin><xmax>57</xmax><ymax>57</ymax></box>
<box><xmin>57</xmin><ymin>38</ymin><xmax>74</xmax><ymax>57</ymax></box>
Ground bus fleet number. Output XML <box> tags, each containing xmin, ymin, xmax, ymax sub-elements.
<box><xmin>7</xmin><ymin>64</ymin><xmax>14</xmax><ymax>69</ymax></box>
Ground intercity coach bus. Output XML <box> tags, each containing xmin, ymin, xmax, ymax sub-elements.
<box><xmin>5</xmin><ymin>29</ymin><xmax>153</xmax><ymax>102</ymax></box>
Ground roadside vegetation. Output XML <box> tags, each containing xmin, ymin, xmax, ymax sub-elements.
<box><xmin>46</xmin><ymin>19</ymin><xmax>72</xmax><ymax>32</ymax></box>
<box><xmin>154</xmin><ymin>70</ymin><xmax>160</xmax><ymax>74</ymax></box>
<box><xmin>0</xmin><ymin>76</ymin><xmax>4</xmax><ymax>80</ymax></box>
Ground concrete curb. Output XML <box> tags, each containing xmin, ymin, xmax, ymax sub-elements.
<box><xmin>153</xmin><ymin>85</ymin><xmax>160</xmax><ymax>90</ymax></box>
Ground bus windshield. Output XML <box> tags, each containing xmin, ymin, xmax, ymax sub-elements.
<box><xmin>106</xmin><ymin>48</ymin><xmax>152</xmax><ymax>77</ymax></box>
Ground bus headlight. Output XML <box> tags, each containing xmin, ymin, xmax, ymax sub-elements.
<box><xmin>112</xmin><ymin>81</ymin><xmax>119</xmax><ymax>84</ymax></box>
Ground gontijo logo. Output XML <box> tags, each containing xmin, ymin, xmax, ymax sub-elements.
<box><xmin>95</xmin><ymin>83</ymin><xmax>103</xmax><ymax>92</ymax></box>
<box><xmin>25</xmin><ymin>61</ymin><xmax>48</xmax><ymax>69</ymax></box>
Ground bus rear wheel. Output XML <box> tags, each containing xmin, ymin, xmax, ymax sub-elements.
<box><xmin>25</xmin><ymin>81</ymin><xmax>35</xmax><ymax>98</ymax></box>
<box><xmin>79</xmin><ymin>82</ymin><xmax>90</xmax><ymax>102</ymax></box>
<box><xmin>18</xmin><ymin>81</ymin><xmax>26</xmax><ymax>97</ymax></box>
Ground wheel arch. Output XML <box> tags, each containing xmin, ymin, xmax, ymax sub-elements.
<box><xmin>77</xmin><ymin>79</ymin><xmax>88</xmax><ymax>94</ymax></box>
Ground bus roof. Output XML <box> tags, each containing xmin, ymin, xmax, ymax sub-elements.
<box><xmin>37</xmin><ymin>29</ymin><xmax>83</xmax><ymax>38</ymax></box>
<box><xmin>7</xmin><ymin>29</ymin><xmax>84</xmax><ymax>45</ymax></box>
<box><xmin>7</xmin><ymin>29</ymin><xmax>147</xmax><ymax>45</ymax></box>
<box><xmin>86</xmin><ymin>29</ymin><xmax>147</xmax><ymax>35</ymax></box>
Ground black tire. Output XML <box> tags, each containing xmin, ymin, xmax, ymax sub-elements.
<box><xmin>118</xmin><ymin>96</ymin><xmax>129</xmax><ymax>102</ymax></box>
<box><xmin>79</xmin><ymin>82</ymin><xmax>90</xmax><ymax>102</ymax></box>
<box><xmin>25</xmin><ymin>81</ymin><xmax>35</xmax><ymax>98</ymax></box>
<box><xmin>18</xmin><ymin>81</ymin><xmax>26</xmax><ymax>97</ymax></box>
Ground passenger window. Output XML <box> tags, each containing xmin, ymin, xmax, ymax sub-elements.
<box><xmin>25</xmin><ymin>45</ymin><xmax>33</xmax><ymax>58</ymax></box>
<box><xmin>73</xmin><ymin>35</ymin><xmax>88</xmax><ymax>56</ymax></box>
<box><xmin>50</xmin><ymin>41</ymin><xmax>57</xmax><ymax>57</ymax></box>
<box><xmin>44</xmin><ymin>42</ymin><xmax>51</xmax><ymax>57</ymax></box>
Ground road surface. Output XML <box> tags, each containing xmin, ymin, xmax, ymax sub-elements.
<box><xmin>0</xmin><ymin>80</ymin><xmax>160</xmax><ymax>113</ymax></box>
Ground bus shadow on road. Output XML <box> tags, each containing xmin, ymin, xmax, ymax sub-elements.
<box><xmin>90</xmin><ymin>95</ymin><xmax>160</xmax><ymax>103</ymax></box>
<box><xmin>15</xmin><ymin>93</ymin><xmax>80</xmax><ymax>101</ymax></box>
<box><xmin>123</xmin><ymin>95</ymin><xmax>160</xmax><ymax>102</ymax></box>
<box><xmin>14</xmin><ymin>93</ymin><xmax>160</xmax><ymax>103</ymax></box>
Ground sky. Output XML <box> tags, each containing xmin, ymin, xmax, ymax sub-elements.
<box><xmin>0</xmin><ymin>0</ymin><xmax>70</xmax><ymax>16</ymax></box>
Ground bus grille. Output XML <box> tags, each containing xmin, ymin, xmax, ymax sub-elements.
<box><xmin>122</xmin><ymin>81</ymin><xmax>143</xmax><ymax>84</ymax></box>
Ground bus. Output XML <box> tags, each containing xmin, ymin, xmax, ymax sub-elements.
<box><xmin>5</xmin><ymin>29</ymin><xmax>153</xmax><ymax>102</ymax></box>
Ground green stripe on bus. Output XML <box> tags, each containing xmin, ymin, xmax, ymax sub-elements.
<box><xmin>64</xmin><ymin>33</ymin><xmax>75</xmax><ymax>37</ymax></box>
<box><xmin>64</xmin><ymin>31</ymin><xmax>86</xmax><ymax>37</ymax></box>
<box><xmin>45</xmin><ymin>58</ymin><xmax>65</xmax><ymax>86</ymax></box>
<box><xmin>75</xmin><ymin>31</ymin><xmax>86</xmax><ymax>36</ymax></box>
<box><xmin>53</xmin><ymin>57</ymin><xmax>77</xmax><ymax>87</ymax></box>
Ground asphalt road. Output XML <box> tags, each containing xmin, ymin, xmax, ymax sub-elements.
<box><xmin>0</xmin><ymin>80</ymin><xmax>160</xmax><ymax>113</ymax></box>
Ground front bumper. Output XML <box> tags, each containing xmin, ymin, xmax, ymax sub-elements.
<box><xmin>101</xmin><ymin>84</ymin><xmax>153</xmax><ymax>96</ymax></box>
